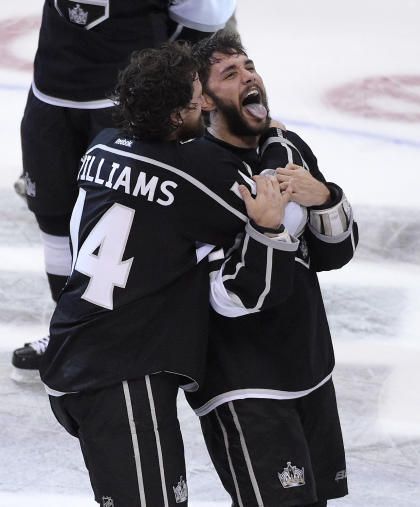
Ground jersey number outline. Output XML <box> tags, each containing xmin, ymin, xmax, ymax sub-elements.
<box><xmin>70</xmin><ymin>188</ymin><xmax>135</xmax><ymax>310</ymax></box>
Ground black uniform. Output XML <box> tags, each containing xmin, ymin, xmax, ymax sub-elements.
<box><xmin>25</xmin><ymin>0</ymin><xmax>168</xmax><ymax>221</ymax></box>
<box><xmin>40</xmin><ymin>129</ymin><xmax>298</xmax><ymax>506</ymax></box>
<box><xmin>34</xmin><ymin>0</ymin><xmax>236</xmax><ymax>103</ymax></box>
<box><xmin>41</xmin><ymin>128</ymin><xmax>299</xmax><ymax>393</ymax></box>
<box><xmin>14</xmin><ymin>0</ymin><xmax>237</xmax><ymax>370</ymax></box>
<box><xmin>186</xmin><ymin>128</ymin><xmax>358</xmax><ymax>506</ymax></box>
<box><xmin>25</xmin><ymin>0</ymin><xmax>236</xmax><ymax>219</ymax></box>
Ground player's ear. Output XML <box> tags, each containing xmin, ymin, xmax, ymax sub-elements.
<box><xmin>168</xmin><ymin>110</ymin><xmax>183</xmax><ymax>139</ymax></box>
<box><xmin>201</xmin><ymin>93</ymin><xmax>216</xmax><ymax>113</ymax></box>
<box><xmin>170</xmin><ymin>110</ymin><xmax>182</xmax><ymax>126</ymax></box>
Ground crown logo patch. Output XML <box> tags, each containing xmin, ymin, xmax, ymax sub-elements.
<box><xmin>278</xmin><ymin>462</ymin><xmax>305</xmax><ymax>488</ymax></box>
<box><xmin>101</xmin><ymin>496</ymin><xmax>114</xmax><ymax>507</ymax></box>
<box><xmin>68</xmin><ymin>3</ymin><xmax>88</xmax><ymax>25</ymax></box>
<box><xmin>24</xmin><ymin>172</ymin><xmax>36</xmax><ymax>197</ymax></box>
<box><xmin>173</xmin><ymin>476</ymin><xmax>188</xmax><ymax>503</ymax></box>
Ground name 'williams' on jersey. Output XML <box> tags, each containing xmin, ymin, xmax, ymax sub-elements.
<box><xmin>40</xmin><ymin>128</ymin><xmax>299</xmax><ymax>394</ymax></box>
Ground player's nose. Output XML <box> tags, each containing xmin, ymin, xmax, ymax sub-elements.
<box><xmin>242</xmin><ymin>67</ymin><xmax>256</xmax><ymax>83</ymax></box>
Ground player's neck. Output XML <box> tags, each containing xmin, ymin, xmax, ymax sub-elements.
<box><xmin>208</xmin><ymin>126</ymin><xmax>259</xmax><ymax>149</ymax></box>
<box><xmin>208</xmin><ymin>119</ymin><xmax>259</xmax><ymax>149</ymax></box>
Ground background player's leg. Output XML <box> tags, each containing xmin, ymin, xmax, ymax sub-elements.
<box><xmin>37</xmin><ymin>214</ymin><xmax>72</xmax><ymax>301</ymax></box>
<box><xmin>11</xmin><ymin>91</ymin><xmax>83</xmax><ymax>377</ymax></box>
<box><xmin>11</xmin><ymin>214</ymin><xmax>71</xmax><ymax>372</ymax></box>
<box><xmin>12</xmin><ymin>93</ymin><xmax>115</xmax><ymax>377</ymax></box>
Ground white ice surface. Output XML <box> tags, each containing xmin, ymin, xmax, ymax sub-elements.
<box><xmin>1</xmin><ymin>0</ymin><xmax>420</xmax><ymax>506</ymax></box>
<box><xmin>0</xmin><ymin>494</ymin><xmax>217</xmax><ymax>507</ymax></box>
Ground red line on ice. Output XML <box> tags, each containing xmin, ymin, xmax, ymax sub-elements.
<box><xmin>0</xmin><ymin>16</ymin><xmax>40</xmax><ymax>72</ymax></box>
<box><xmin>324</xmin><ymin>75</ymin><xmax>420</xmax><ymax>122</ymax></box>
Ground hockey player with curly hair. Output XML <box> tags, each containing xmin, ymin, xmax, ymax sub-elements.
<box><xmin>40</xmin><ymin>41</ymin><xmax>298</xmax><ymax>506</ymax></box>
<box><xmin>12</xmin><ymin>0</ymin><xmax>237</xmax><ymax>379</ymax></box>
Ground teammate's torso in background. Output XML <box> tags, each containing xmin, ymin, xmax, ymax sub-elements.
<box><xmin>34</xmin><ymin>0</ymin><xmax>169</xmax><ymax>102</ymax></box>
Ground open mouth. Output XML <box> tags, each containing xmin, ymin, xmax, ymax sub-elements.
<box><xmin>242</xmin><ymin>88</ymin><xmax>261</xmax><ymax>106</ymax></box>
<box><xmin>242</xmin><ymin>88</ymin><xmax>267</xmax><ymax>120</ymax></box>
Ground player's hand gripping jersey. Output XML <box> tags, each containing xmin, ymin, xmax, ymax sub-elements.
<box><xmin>187</xmin><ymin>128</ymin><xmax>359</xmax><ymax>415</ymax></box>
<box><xmin>40</xmin><ymin>129</ymin><xmax>300</xmax><ymax>394</ymax></box>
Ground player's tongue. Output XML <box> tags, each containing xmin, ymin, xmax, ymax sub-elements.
<box><xmin>244</xmin><ymin>103</ymin><xmax>267</xmax><ymax>120</ymax></box>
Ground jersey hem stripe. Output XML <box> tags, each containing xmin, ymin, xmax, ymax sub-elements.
<box><xmin>44</xmin><ymin>369</ymin><xmax>199</xmax><ymax>396</ymax></box>
<box><xmin>193</xmin><ymin>372</ymin><xmax>333</xmax><ymax>417</ymax></box>
<box><xmin>32</xmin><ymin>82</ymin><xmax>114</xmax><ymax>109</ymax></box>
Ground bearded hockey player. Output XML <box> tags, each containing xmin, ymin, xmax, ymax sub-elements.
<box><xmin>39</xmin><ymin>42</ymin><xmax>300</xmax><ymax>506</ymax></box>
<box><xmin>185</xmin><ymin>30</ymin><xmax>358</xmax><ymax>507</ymax></box>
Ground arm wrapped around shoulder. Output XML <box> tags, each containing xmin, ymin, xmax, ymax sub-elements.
<box><xmin>309</xmin><ymin>183</ymin><xmax>352</xmax><ymax>236</ymax></box>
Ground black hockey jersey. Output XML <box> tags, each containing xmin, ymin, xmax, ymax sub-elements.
<box><xmin>40</xmin><ymin>129</ymin><xmax>299</xmax><ymax>394</ymax></box>
<box><xmin>33</xmin><ymin>0</ymin><xmax>235</xmax><ymax>105</ymax></box>
<box><xmin>34</xmin><ymin>1</ymin><xmax>168</xmax><ymax>103</ymax></box>
<box><xmin>186</xmin><ymin>129</ymin><xmax>359</xmax><ymax>415</ymax></box>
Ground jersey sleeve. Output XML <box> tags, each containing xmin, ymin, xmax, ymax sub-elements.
<box><xmin>259</xmin><ymin>127</ymin><xmax>326</xmax><ymax>180</ymax></box>
<box><xmin>176</xmin><ymin>139</ymin><xmax>300</xmax><ymax>316</ymax></box>
<box><xmin>305</xmin><ymin>183</ymin><xmax>359</xmax><ymax>271</ymax></box>
<box><xmin>208</xmin><ymin>221</ymin><xmax>299</xmax><ymax>317</ymax></box>
<box><xmin>174</xmin><ymin>140</ymin><xmax>252</xmax><ymax>247</ymax></box>
<box><xmin>259</xmin><ymin>128</ymin><xmax>359</xmax><ymax>271</ymax></box>
<box><xmin>168</xmin><ymin>0</ymin><xmax>236</xmax><ymax>41</ymax></box>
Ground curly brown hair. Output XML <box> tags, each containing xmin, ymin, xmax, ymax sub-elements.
<box><xmin>112</xmin><ymin>42</ymin><xmax>197</xmax><ymax>141</ymax></box>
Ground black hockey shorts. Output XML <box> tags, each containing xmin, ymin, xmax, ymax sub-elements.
<box><xmin>20</xmin><ymin>88</ymin><xmax>114</xmax><ymax>217</ymax></box>
<box><xmin>200</xmin><ymin>379</ymin><xmax>348</xmax><ymax>507</ymax></box>
<box><xmin>49</xmin><ymin>374</ymin><xmax>188</xmax><ymax>506</ymax></box>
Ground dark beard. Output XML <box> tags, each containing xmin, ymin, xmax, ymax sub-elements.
<box><xmin>177</xmin><ymin>116</ymin><xmax>206</xmax><ymax>141</ymax></box>
<box><xmin>208</xmin><ymin>90</ymin><xmax>271</xmax><ymax>137</ymax></box>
